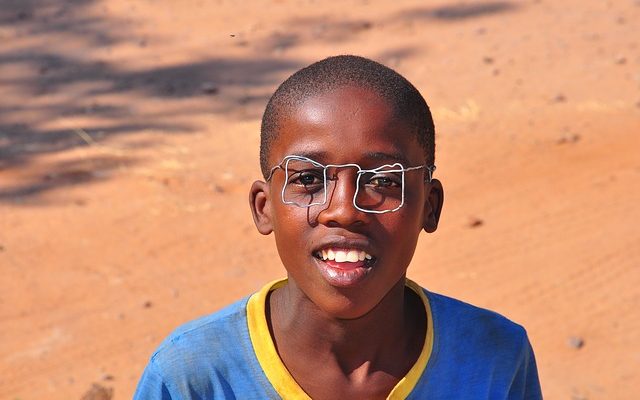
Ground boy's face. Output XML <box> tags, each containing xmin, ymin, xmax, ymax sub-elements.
<box><xmin>251</xmin><ymin>85</ymin><xmax>442</xmax><ymax>319</ymax></box>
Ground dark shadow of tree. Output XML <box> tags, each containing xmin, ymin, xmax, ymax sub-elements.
<box><xmin>0</xmin><ymin>0</ymin><xmax>520</xmax><ymax>204</ymax></box>
<box><xmin>397</xmin><ymin>1</ymin><xmax>519</xmax><ymax>21</ymax></box>
<box><xmin>0</xmin><ymin>0</ymin><xmax>301</xmax><ymax>203</ymax></box>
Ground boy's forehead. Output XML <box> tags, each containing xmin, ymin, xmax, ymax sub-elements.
<box><xmin>270</xmin><ymin>86</ymin><xmax>421</xmax><ymax>165</ymax></box>
<box><xmin>299</xmin><ymin>85</ymin><xmax>392</xmax><ymax>114</ymax></box>
<box><xmin>275</xmin><ymin>88</ymin><xmax>386</xmax><ymax>140</ymax></box>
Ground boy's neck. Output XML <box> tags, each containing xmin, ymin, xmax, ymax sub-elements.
<box><xmin>267</xmin><ymin>276</ymin><xmax>426</xmax><ymax>379</ymax></box>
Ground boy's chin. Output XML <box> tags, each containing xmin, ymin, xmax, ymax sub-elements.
<box><xmin>314</xmin><ymin>296</ymin><xmax>381</xmax><ymax>321</ymax></box>
<box><xmin>290</xmin><ymin>275</ymin><xmax>392</xmax><ymax>321</ymax></box>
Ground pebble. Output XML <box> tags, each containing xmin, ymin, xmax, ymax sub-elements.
<box><xmin>568</xmin><ymin>336</ymin><xmax>585</xmax><ymax>349</ymax></box>
<box><xmin>556</xmin><ymin>134</ymin><xmax>581</xmax><ymax>145</ymax></box>
<box><xmin>347</xmin><ymin>21</ymin><xmax>372</xmax><ymax>33</ymax></box>
<box><xmin>468</xmin><ymin>217</ymin><xmax>484</xmax><ymax>228</ymax></box>
<box><xmin>101</xmin><ymin>373</ymin><xmax>115</xmax><ymax>381</ymax></box>
<box><xmin>80</xmin><ymin>383</ymin><xmax>113</xmax><ymax>400</ymax></box>
<box><xmin>201</xmin><ymin>82</ymin><xmax>219</xmax><ymax>95</ymax></box>
<box><xmin>614</xmin><ymin>56</ymin><xmax>627</xmax><ymax>65</ymax></box>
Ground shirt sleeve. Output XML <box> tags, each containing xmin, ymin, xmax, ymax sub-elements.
<box><xmin>508</xmin><ymin>333</ymin><xmax>543</xmax><ymax>400</ymax></box>
<box><xmin>133</xmin><ymin>358</ymin><xmax>173</xmax><ymax>400</ymax></box>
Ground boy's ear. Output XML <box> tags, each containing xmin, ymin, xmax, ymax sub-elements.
<box><xmin>249</xmin><ymin>180</ymin><xmax>274</xmax><ymax>235</ymax></box>
<box><xmin>423</xmin><ymin>179</ymin><xmax>444</xmax><ymax>233</ymax></box>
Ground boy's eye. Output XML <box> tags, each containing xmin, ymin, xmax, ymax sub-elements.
<box><xmin>364</xmin><ymin>173</ymin><xmax>401</xmax><ymax>188</ymax></box>
<box><xmin>289</xmin><ymin>170</ymin><xmax>324</xmax><ymax>186</ymax></box>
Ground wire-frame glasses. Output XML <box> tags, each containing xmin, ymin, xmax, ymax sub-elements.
<box><xmin>266</xmin><ymin>155</ymin><xmax>436</xmax><ymax>214</ymax></box>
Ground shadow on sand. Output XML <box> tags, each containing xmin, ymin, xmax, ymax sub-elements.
<box><xmin>0</xmin><ymin>0</ymin><xmax>520</xmax><ymax>203</ymax></box>
<box><xmin>0</xmin><ymin>0</ymin><xmax>301</xmax><ymax>202</ymax></box>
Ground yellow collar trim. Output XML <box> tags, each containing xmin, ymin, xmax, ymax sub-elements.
<box><xmin>246</xmin><ymin>278</ymin><xmax>434</xmax><ymax>399</ymax></box>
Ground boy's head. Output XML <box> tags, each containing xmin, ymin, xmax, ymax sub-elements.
<box><xmin>260</xmin><ymin>55</ymin><xmax>435</xmax><ymax>179</ymax></box>
<box><xmin>250</xmin><ymin>55</ymin><xmax>443</xmax><ymax>319</ymax></box>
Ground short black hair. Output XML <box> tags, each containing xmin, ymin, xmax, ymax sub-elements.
<box><xmin>259</xmin><ymin>55</ymin><xmax>435</xmax><ymax>178</ymax></box>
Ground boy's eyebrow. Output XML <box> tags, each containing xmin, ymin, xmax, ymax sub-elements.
<box><xmin>364</xmin><ymin>151</ymin><xmax>410</xmax><ymax>165</ymax></box>
<box><xmin>285</xmin><ymin>151</ymin><xmax>411</xmax><ymax>165</ymax></box>
<box><xmin>289</xmin><ymin>150</ymin><xmax>330</xmax><ymax>162</ymax></box>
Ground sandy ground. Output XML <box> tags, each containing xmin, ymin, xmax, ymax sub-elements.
<box><xmin>1</xmin><ymin>0</ymin><xmax>639</xmax><ymax>399</ymax></box>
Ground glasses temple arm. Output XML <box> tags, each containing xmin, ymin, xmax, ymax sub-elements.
<box><xmin>265</xmin><ymin>165</ymin><xmax>282</xmax><ymax>181</ymax></box>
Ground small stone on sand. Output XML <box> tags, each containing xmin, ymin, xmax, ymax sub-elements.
<box><xmin>468</xmin><ymin>217</ymin><xmax>484</xmax><ymax>228</ymax></box>
<box><xmin>80</xmin><ymin>383</ymin><xmax>113</xmax><ymax>400</ymax></box>
<box><xmin>201</xmin><ymin>82</ymin><xmax>219</xmax><ymax>95</ymax></box>
<box><xmin>568</xmin><ymin>336</ymin><xmax>585</xmax><ymax>349</ymax></box>
<box><xmin>552</xmin><ymin>93</ymin><xmax>567</xmax><ymax>103</ymax></box>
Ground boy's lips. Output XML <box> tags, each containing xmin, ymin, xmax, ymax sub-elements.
<box><xmin>313</xmin><ymin>256</ymin><xmax>375</xmax><ymax>287</ymax></box>
<box><xmin>311</xmin><ymin>240</ymin><xmax>378</xmax><ymax>287</ymax></box>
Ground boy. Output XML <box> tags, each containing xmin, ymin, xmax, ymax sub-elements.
<box><xmin>134</xmin><ymin>55</ymin><xmax>542</xmax><ymax>399</ymax></box>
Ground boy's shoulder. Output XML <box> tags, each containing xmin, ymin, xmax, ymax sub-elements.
<box><xmin>428</xmin><ymin>288</ymin><xmax>525</xmax><ymax>327</ymax></box>
<box><xmin>422</xmin><ymin>287</ymin><xmax>534</xmax><ymax>376</ymax></box>
<box><xmin>135</xmin><ymin>294</ymin><xmax>281</xmax><ymax>399</ymax></box>
<box><xmin>149</xmin><ymin>296</ymin><xmax>252</xmax><ymax>374</ymax></box>
<box><xmin>412</xmin><ymin>286</ymin><xmax>541</xmax><ymax>398</ymax></box>
<box><xmin>425</xmin><ymin>288</ymin><xmax>528</xmax><ymax>349</ymax></box>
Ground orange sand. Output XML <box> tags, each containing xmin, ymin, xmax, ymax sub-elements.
<box><xmin>1</xmin><ymin>1</ymin><xmax>639</xmax><ymax>399</ymax></box>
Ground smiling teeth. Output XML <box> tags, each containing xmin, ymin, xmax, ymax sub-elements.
<box><xmin>319</xmin><ymin>249</ymin><xmax>373</xmax><ymax>262</ymax></box>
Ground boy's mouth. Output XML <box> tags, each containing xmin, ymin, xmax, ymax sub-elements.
<box><xmin>314</xmin><ymin>248</ymin><xmax>374</xmax><ymax>263</ymax></box>
<box><xmin>312</xmin><ymin>247</ymin><xmax>377</xmax><ymax>287</ymax></box>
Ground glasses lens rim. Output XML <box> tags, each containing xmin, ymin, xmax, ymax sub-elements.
<box><xmin>282</xmin><ymin>158</ymin><xmax>327</xmax><ymax>207</ymax></box>
<box><xmin>277</xmin><ymin>156</ymin><xmax>429</xmax><ymax>213</ymax></box>
<box><xmin>354</xmin><ymin>167</ymin><xmax>405</xmax><ymax>213</ymax></box>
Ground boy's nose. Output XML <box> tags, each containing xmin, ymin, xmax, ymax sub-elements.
<box><xmin>316</xmin><ymin>169</ymin><xmax>366</xmax><ymax>227</ymax></box>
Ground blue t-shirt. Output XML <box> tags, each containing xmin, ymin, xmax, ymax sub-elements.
<box><xmin>134</xmin><ymin>279</ymin><xmax>542</xmax><ymax>399</ymax></box>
